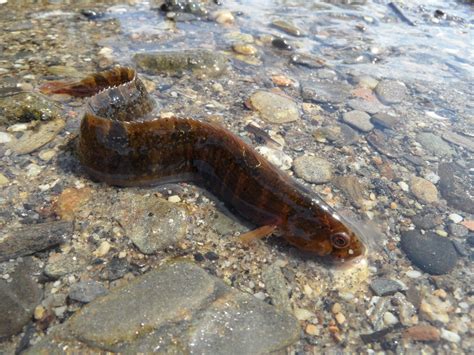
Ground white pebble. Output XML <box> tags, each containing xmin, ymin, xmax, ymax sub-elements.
<box><xmin>0</xmin><ymin>132</ymin><xmax>12</xmax><ymax>143</ymax></box>
<box><xmin>406</xmin><ymin>270</ymin><xmax>422</xmax><ymax>278</ymax></box>
<box><xmin>440</xmin><ymin>328</ymin><xmax>461</xmax><ymax>343</ymax></box>
<box><xmin>253</xmin><ymin>292</ymin><xmax>266</xmax><ymax>300</ymax></box>
<box><xmin>294</xmin><ymin>307</ymin><xmax>315</xmax><ymax>321</ymax></box>
<box><xmin>383</xmin><ymin>311</ymin><xmax>398</xmax><ymax>326</ymax></box>
<box><xmin>424</xmin><ymin>171</ymin><xmax>440</xmax><ymax>184</ymax></box>
<box><xmin>168</xmin><ymin>195</ymin><xmax>181</xmax><ymax>203</ymax></box>
<box><xmin>398</xmin><ymin>181</ymin><xmax>409</xmax><ymax>192</ymax></box>
<box><xmin>7</xmin><ymin>123</ymin><xmax>28</xmax><ymax>132</ymax></box>
<box><xmin>26</xmin><ymin>164</ymin><xmax>42</xmax><ymax>177</ymax></box>
<box><xmin>448</xmin><ymin>213</ymin><xmax>463</xmax><ymax>224</ymax></box>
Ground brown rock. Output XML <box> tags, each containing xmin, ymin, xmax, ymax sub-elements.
<box><xmin>410</xmin><ymin>177</ymin><xmax>439</xmax><ymax>204</ymax></box>
<box><xmin>404</xmin><ymin>325</ymin><xmax>440</xmax><ymax>342</ymax></box>
<box><xmin>55</xmin><ymin>187</ymin><xmax>92</xmax><ymax>220</ymax></box>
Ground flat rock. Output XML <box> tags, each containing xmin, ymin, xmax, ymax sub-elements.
<box><xmin>404</xmin><ymin>325</ymin><xmax>440</xmax><ymax>342</ymax></box>
<box><xmin>0</xmin><ymin>258</ymin><xmax>42</xmax><ymax>338</ymax></box>
<box><xmin>438</xmin><ymin>163</ymin><xmax>474</xmax><ymax>214</ymax></box>
<box><xmin>410</xmin><ymin>177</ymin><xmax>439</xmax><ymax>204</ymax></box>
<box><xmin>374</xmin><ymin>80</ymin><xmax>407</xmax><ymax>104</ymax></box>
<box><xmin>28</xmin><ymin>262</ymin><xmax>299</xmax><ymax>353</ymax></box>
<box><xmin>272</xmin><ymin>19</ymin><xmax>305</xmax><ymax>37</ymax></box>
<box><xmin>301</xmin><ymin>81</ymin><xmax>352</xmax><ymax>104</ymax></box>
<box><xmin>262</xmin><ymin>262</ymin><xmax>292</xmax><ymax>313</ymax></box>
<box><xmin>401</xmin><ymin>230</ymin><xmax>458</xmax><ymax>275</ymax></box>
<box><xmin>44</xmin><ymin>250</ymin><xmax>90</xmax><ymax>279</ymax></box>
<box><xmin>347</xmin><ymin>98</ymin><xmax>385</xmax><ymax>114</ymax></box>
<box><xmin>293</xmin><ymin>156</ymin><xmax>332</xmax><ymax>184</ymax></box>
<box><xmin>370</xmin><ymin>278</ymin><xmax>405</xmax><ymax>296</ymax></box>
<box><xmin>68</xmin><ymin>281</ymin><xmax>108</xmax><ymax>303</ymax></box>
<box><xmin>248</xmin><ymin>91</ymin><xmax>299</xmax><ymax>123</ymax></box>
<box><xmin>113</xmin><ymin>194</ymin><xmax>187</xmax><ymax>254</ymax></box>
<box><xmin>314</xmin><ymin>124</ymin><xmax>359</xmax><ymax>146</ymax></box>
<box><xmin>133</xmin><ymin>49</ymin><xmax>227</xmax><ymax>78</ymax></box>
<box><xmin>290</xmin><ymin>53</ymin><xmax>325</xmax><ymax>69</ymax></box>
<box><xmin>371</xmin><ymin>112</ymin><xmax>400</xmax><ymax>130</ymax></box>
<box><xmin>442</xmin><ymin>131</ymin><xmax>474</xmax><ymax>152</ymax></box>
<box><xmin>0</xmin><ymin>220</ymin><xmax>73</xmax><ymax>262</ymax></box>
<box><xmin>417</xmin><ymin>132</ymin><xmax>454</xmax><ymax>157</ymax></box>
<box><xmin>412</xmin><ymin>213</ymin><xmax>442</xmax><ymax>230</ymax></box>
<box><xmin>8</xmin><ymin>119</ymin><xmax>65</xmax><ymax>155</ymax></box>
<box><xmin>342</xmin><ymin>110</ymin><xmax>374</xmax><ymax>132</ymax></box>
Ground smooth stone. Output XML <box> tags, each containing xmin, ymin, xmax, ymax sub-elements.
<box><xmin>412</xmin><ymin>213</ymin><xmax>442</xmax><ymax>229</ymax></box>
<box><xmin>293</xmin><ymin>156</ymin><xmax>332</xmax><ymax>184</ymax></box>
<box><xmin>290</xmin><ymin>53</ymin><xmax>325</xmax><ymax>69</ymax></box>
<box><xmin>0</xmin><ymin>92</ymin><xmax>61</xmax><ymax>125</ymax></box>
<box><xmin>232</xmin><ymin>43</ymin><xmax>257</xmax><ymax>56</ymax></box>
<box><xmin>133</xmin><ymin>49</ymin><xmax>227</xmax><ymax>77</ymax></box>
<box><xmin>314</xmin><ymin>124</ymin><xmax>359</xmax><ymax>146</ymax></box>
<box><xmin>256</xmin><ymin>146</ymin><xmax>292</xmax><ymax>170</ymax></box>
<box><xmin>301</xmin><ymin>81</ymin><xmax>352</xmax><ymax>104</ymax></box>
<box><xmin>442</xmin><ymin>131</ymin><xmax>474</xmax><ymax>152</ymax></box>
<box><xmin>30</xmin><ymin>262</ymin><xmax>299</xmax><ymax>353</ymax></box>
<box><xmin>0</xmin><ymin>221</ymin><xmax>73</xmax><ymax>262</ymax></box>
<box><xmin>448</xmin><ymin>223</ymin><xmax>468</xmax><ymax>237</ymax></box>
<box><xmin>272</xmin><ymin>19</ymin><xmax>304</xmax><ymax>37</ymax></box>
<box><xmin>370</xmin><ymin>278</ymin><xmax>405</xmax><ymax>296</ymax></box>
<box><xmin>8</xmin><ymin>119</ymin><xmax>65</xmax><ymax>155</ymax></box>
<box><xmin>44</xmin><ymin>251</ymin><xmax>90</xmax><ymax>279</ymax></box>
<box><xmin>374</xmin><ymin>80</ymin><xmax>407</xmax><ymax>104</ymax></box>
<box><xmin>440</xmin><ymin>329</ymin><xmax>461</xmax><ymax>343</ymax></box>
<box><xmin>113</xmin><ymin>194</ymin><xmax>187</xmax><ymax>254</ymax></box>
<box><xmin>262</xmin><ymin>263</ymin><xmax>292</xmax><ymax>313</ymax></box>
<box><xmin>0</xmin><ymin>259</ymin><xmax>42</xmax><ymax>338</ymax></box>
<box><xmin>69</xmin><ymin>281</ymin><xmax>108</xmax><ymax>303</ymax></box>
<box><xmin>347</xmin><ymin>98</ymin><xmax>384</xmax><ymax>115</ymax></box>
<box><xmin>417</xmin><ymin>132</ymin><xmax>454</xmax><ymax>157</ymax></box>
<box><xmin>271</xmin><ymin>38</ymin><xmax>293</xmax><ymax>51</ymax></box>
<box><xmin>401</xmin><ymin>230</ymin><xmax>458</xmax><ymax>275</ymax></box>
<box><xmin>404</xmin><ymin>325</ymin><xmax>440</xmax><ymax>342</ymax></box>
<box><xmin>0</xmin><ymin>131</ymin><xmax>12</xmax><ymax>143</ymax></box>
<box><xmin>342</xmin><ymin>110</ymin><xmax>374</xmax><ymax>132</ymax></box>
<box><xmin>333</xmin><ymin>175</ymin><xmax>366</xmax><ymax>208</ymax></box>
<box><xmin>371</xmin><ymin>112</ymin><xmax>400</xmax><ymax>130</ymax></box>
<box><xmin>248</xmin><ymin>91</ymin><xmax>299</xmax><ymax>123</ymax></box>
<box><xmin>438</xmin><ymin>163</ymin><xmax>474</xmax><ymax>214</ymax></box>
<box><xmin>410</xmin><ymin>177</ymin><xmax>439</xmax><ymax>204</ymax></box>
<box><xmin>448</xmin><ymin>213</ymin><xmax>463</xmax><ymax>224</ymax></box>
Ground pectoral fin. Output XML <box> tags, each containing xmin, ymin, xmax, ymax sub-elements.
<box><xmin>239</xmin><ymin>225</ymin><xmax>277</xmax><ymax>244</ymax></box>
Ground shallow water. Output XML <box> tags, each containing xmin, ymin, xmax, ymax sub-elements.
<box><xmin>0</xmin><ymin>0</ymin><xmax>473</xmax><ymax>353</ymax></box>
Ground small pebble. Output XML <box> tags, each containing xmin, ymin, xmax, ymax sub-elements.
<box><xmin>272</xmin><ymin>38</ymin><xmax>293</xmax><ymax>51</ymax></box>
<box><xmin>404</xmin><ymin>324</ymin><xmax>440</xmax><ymax>342</ymax></box>
<box><xmin>410</xmin><ymin>177</ymin><xmax>439</xmax><ymax>204</ymax></box>
<box><xmin>305</xmin><ymin>324</ymin><xmax>319</xmax><ymax>336</ymax></box>
<box><xmin>335</xmin><ymin>313</ymin><xmax>346</xmax><ymax>325</ymax></box>
<box><xmin>383</xmin><ymin>311</ymin><xmax>398</xmax><ymax>326</ymax></box>
<box><xmin>0</xmin><ymin>132</ymin><xmax>12</xmax><ymax>143</ymax></box>
<box><xmin>212</xmin><ymin>10</ymin><xmax>234</xmax><ymax>24</ymax></box>
<box><xmin>232</xmin><ymin>43</ymin><xmax>257</xmax><ymax>56</ymax></box>
<box><xmin>448</xmin><ymin>214</ymin><xmax>463</xmax><ymax>224</ymax></box>
<box><xmin>342</xmin><ymin>110</ymin><xmax>374</xmax><ymax>132</ymax></box>
<box><xmin>448</xmin><ymin>223</ymin><xmax>468</xmax><ymax>237</ymax></box>
<box><xmin>331</xmin><ymin>303</ymin><xmax>342</xmax><ymax>314</ymax></box>
<box><xmin>440</xmin><ymin>328</ymin><xmax>461</xmax><ymax>343</ymax></box>
<box><xmin>34</xmin><ymin>305</ymin><xmax>46</xmax><ymax>320</ymax></box>
<box><xmin>294</xmin><ymin>307</ymin><xmax>315</xmax><ymax>321</ymax></box>
<box><xmin>94</xmin><ymin>241</ymin><xmax>111</xmax><ymax>257</ymax></box>
<box><xmin>293</xmin><ymin>156</ymin><xmax>333</xmax><ymax>184</ymax></box>
<box><xmin>406</xmin><ymin>270</ymin><xmax>422</xmax><ymax>278</ymax></box>
<box><xmin>204</xmin><ymin>251</ymin><xmax>219</xmax><ymax>261</ymax></box>
<box><xmin>38</xmin><ymin>149</ymin><xmax>56</xmax><ymax>161</ymax></box>
<box><xmin>398</xmin><ymin>181</ymin><xmax>409</xmax><ymax>192</ymax></box>
<box><xmin>168</xmin><ymin>195</ymin><xmax>181</xmax><ymax>203</ymax></box>
<box><xmin>0</xmin><ymin>173</ymin><xmax>9</xmax><ymax>186</ymax></box>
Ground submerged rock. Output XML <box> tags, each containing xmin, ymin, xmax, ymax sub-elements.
<box><xmin>293</xmin><ymin>155</ymin><xmax>333</xmax><ymax>184</ymax></box>
<box><xmin>301</xmin><ymin>81</ymin><xmax>352</xmax><ymax>104</ymax></box>
<box><xmin>27</xmin><ymin>262</ymin><xmax>299</xmax><ymax>353</ymax></box>
<box><xmin>438</xmin><ymin>162</ymin><xmax>474</xmax><ymax>214</ymax></box>
<box><xmin>248</xmin><ymin>91</ymin><xmax>299</xmax><ymax>123</ymax></box>
<box><xmin>133</xmin><ymin>49</ymin><xmax>228</xmax><ymax>77</ymax></box>
<box><xmin>401</xmin><ymin>230</ymin><xmax>458</xmax><ymax>275</ymax></box>
<box><xmin>374</xmin><ymin>80</ymin><xmax>407</xmax><ymax>105</ymax></box>
<box><xmin>272</xmin><ymin>19</ymin><xmax>305</xmax><ymax>37</ymax></box>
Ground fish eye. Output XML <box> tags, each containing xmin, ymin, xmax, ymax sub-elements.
<box><xmin>330</xmin><ymin>232</ymin><xmax>351</xmax><ymax>249</ymax></box>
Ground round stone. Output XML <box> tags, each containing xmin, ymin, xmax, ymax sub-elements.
<box><xmin>410</xmin><ymin>177</ymin><xmax>439</xmax><ymax>204</ymax></box>
<box><xmin>293</xmin><ymin>156</ymin><xmax>333</xmax><ymax>184</ymax></box>
<box><xmin>375</xmin><ymin>80</ymin><xmax>407</xmax><ymax>104</ymax></box>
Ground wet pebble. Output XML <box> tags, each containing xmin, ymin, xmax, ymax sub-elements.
<box><xmin>113</xmin><ymin>194</ymin><xmax>187</xmax><ymax>254</ymax></box>
<box><xmin>342</xmin><ymin>110</ymin><xmax>374</xmax><ymax>132</ymax></box>
<box><xmin>404</xmin><ymin>324</ymin><xmax>440</xmax><ymax>342</ymax></box>
<box><xmin>448</xmin><ymin>213</ymin><xmax>463</xmax><ymax>224</ymax></box>
<box><xmin>440</xmin><ymin>328</ymin><xmax>461</xmax><ymax>343</ymax></box>
<box><xmin>232</xmin><ymin>43</ymin><xmax>257</xmax><ymax>56</ymax></box>
<box><xmin>347</xmin><ymin>98</ymin><xmax>384</xmax><ymax>115</ymax></box>
<box><xmin>293</xmin><ymin>156</ymin><xmax>332</xmax><ymax>184</ymax></box>
<box><xmin>412</xmin><ymin>213</ymin><xmax>442</xmax><ymax>229</ymax></box>
<box><xmin>0</xmin><ymin>259</ymin><xmax>42</xmax><ymax>338</ymax></box>
<box><xmin>271</xmin><ymin>38</ymin><xmax>293</xmax><ymax>51</ymax></box>
<box><xmin>0</xmin><ymin>173</ymin><xmax>9</xmax><ymax>186</ymax></box>
<box><xmin>370</xmin><ymin>112</ymin><xmax>400</xmax><ymax>130</ymax></box>
<box><xmin>442</xmin><ymin>131</ymin><xmax>474</xmax><ymax>152</ymax></box>
<box><xmin>374</xmin><ymin>80</ymin><xmax>407</xmax><ymax>104</ymax></box>
<box><xmin>313</xmin><ymin>124</ymin><xmax>359</xmax><ymax>146</ymax></box>
<box><xmin>301</xmin><ymin>81</ymin><xmax>352</xmax><ymax>104</ymax></box>
<box><xmin>0</xmin><ymin>131</ymin><xmax>12</xmax><ymax>143</ymax></box>
<box><xmin>0</xmin><ymin>221</ymin><xmax>73</xmax><ymax>262</ymax></box>
<box><xmin>272</xmin><ymin>19</ymin><xmax>304</xmax><ymax>37</ymax></box>
<box><xmin>290</xmin><ymin>53</ymin><xmax>325</xmax><ymax>69</ymax></box>
<box><xmin>369</xmin><ymin>278</ymin><xmax>405</xmax><ymax>296</ymax></box>
<box><xmin>438</xmin><ymin>163</ymin><xmax>474</xmax><ymax>214</ymax></box>
<box><xmin>8</xmin><ymin>119</ymin><xmax>65</xmax><ymax>155</ymax></box>
<box><xmin>44</xmin><ymin>251</ymin><xmax>90</xmax><ymax>279</ymax></box>
<box><xmin>409</xmin><ymin>177</ymin><xmax>439</xmax><ymax>204</ymax></box>
<box><xmin>262</xmin><ymin>262</ymin><xmax>292</xmax><ymax>313</ymax></box>
<box><xmin>212</xmin><ymin>10</ymin><xmax>234</xmax><ymax>24</ymax></box>
<box><xmin>69</xmin><ymin>281</ymin><xmax>108</xmax><ymax>303</ymax></box>
<box><xmin>401</xmin><ymin>230</ymin><xmax>458</xmax><ymax>275</ymax></box>
<box><xmin>248</xmin><ymin>91</ymin><xmax>299</xmax><ymax>123</ymax></box>
<box><xmin>417</xmin><ymin>132</ymin><xmax>454</xmax><ymax>157</ymax></box>
<box><xmin>448</xmin><ymin>223</ymin><xmax>468</xmax><ymax>237</ymax></box>
<box><xmin>55</xmin><ymin>187</ymin><xmax>92</xmax><ymax>221</ymax></box>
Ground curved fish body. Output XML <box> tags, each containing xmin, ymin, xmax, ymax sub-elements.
<box><xmin>41</xmin><ymin>67</ymin><xmax>366</xmax><ymax>262</ymax></box>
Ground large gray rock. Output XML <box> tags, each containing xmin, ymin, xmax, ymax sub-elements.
<box><xmin>26</xmin><ymin>262</ymin><xmax>299</xmax><ymax>354</ymax></box>
<box><xmin>0</xmin><ymin>259</ymin><xmax>42</xmax><ymax>339</ymax></box>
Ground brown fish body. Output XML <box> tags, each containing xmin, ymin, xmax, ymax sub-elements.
<box><xmin>41</xmin><ymin>67</ymin><xmax>366</xmax><ymax>261</ymax></box>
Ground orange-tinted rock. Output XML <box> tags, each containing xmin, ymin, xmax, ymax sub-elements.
<box><xmin>55</xmin><ymin>187</ymin><xmax>92</xmax><ymax>220</ymax></box>
<box><xmin>404</xmin><ymin>325</ymin><xmax>440</xmax><ymax>342</ymax></box>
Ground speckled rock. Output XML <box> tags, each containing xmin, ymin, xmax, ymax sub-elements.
<box><xmin>262</xmin><ymin>262</ymin><xmax>292</xmax><ymax>313</ymax></box>
<box><xmin>314</xmin><ymin>124</ymin><xmax>359</xmax><ymax>146</ymax></box>
<box><xmin>113</xmin><ymin>193</ymin><xmax>187</xmax><ymax>254</ymax></box>
<box><xmin>342</xmin><ymin>110</ymin><xmax>374</xmax><ymax>132</ymax></box>
<box><xmin>438</xmin><ymin>162</ymin><xmax>474</xmax><ymax>214</ymax></box>
<box><xmin>44</xmin><ymin>250</ymin><xmax>90</xmax><ymax>279</ymax></box>
<box><xmin>417</xmin><ymin>132</ymin><xmax>454</xmax><ymax>157</ymax></box>
<box><xmin>0</xmin><ymin>92</ymin><xmax>61</xmax><ymax>125</ymax></box>
<box><xmin>0</xmin><ymin>259</ymin><xmax>42</xmax><ymax>338</ymax></box>
<box><xmin>371</xmin><ymin>112</ymin><xmax>400</xmax><ymax>130</ymax></box>
<box><xmin>27</xmin><ymin>262</ymin><xmax>299</xmax><ymax>353</ymax></box>
<box><xmin>374</xmin><ymin>80</ymin><xmax>407</xmax><ymax>104</ymax></box>
<box><xmin>248</xmin><ymin>91</ymin><xmax>299</xmax><ymax>123</ymax></box>
<box><xmin>370</xmin><ymin>278</ymin><xmax>405</xmax><ymax>296</ymax></box>
<box><xmin>293</xmin><ymin>156</ymin><xmax>332</xmax><ymax>184</ymax></box>
<box><xmin>133</xmin><ymin>49</ymin><xmax>227</xmax><ymax>77</ymax></box>
<box><xmin>8</xmin><ymin>119</ymin><xmax>65</xmax><ymax>155</ymax></box>
<box><xmin>347</xmin><ymin>98</ymin><xmax>384</xmax><ymax>115</ymax></box>
<box><xmin>68</xmin><ymin>281</ymin><xmax>108</xmax><ymax>303</ymax></box>
<box><xmin>410</xmin><ymin>177</ymin><xmax>439</xmax><ymax>204</ymax></box>
<box><xmin>401</xmin><ymin>230</ymin><xmax>458</xmax><ymax>275</ymax></box>
<box><xmin>0</xmin><ymin>221</ymin><xmax>73</xmax><ymax>262</ymax></box>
